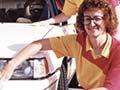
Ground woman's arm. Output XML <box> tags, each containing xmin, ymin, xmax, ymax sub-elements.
<box><xmin>0</xmin><ymin>39</ymin><xmax>51</xmax><ymax>81</ymax></box>
<box><xmin>33</xmin><ymin>13</ymin><xmax>70</xmax><ymax>25</ymax></box>
<box><xmin>89</xmin><ymin>87</ymin><xmax>108</xmax><ymax>90</ymax></box>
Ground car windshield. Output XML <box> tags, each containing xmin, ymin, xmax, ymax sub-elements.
<box><xmin>0</xmin><ymin>0</ymin><xmax>50</xmax><ymax>23</ymax></box>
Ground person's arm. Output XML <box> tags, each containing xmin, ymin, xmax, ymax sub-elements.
<box><xmin>33</xmin><ymin>13</ymin><xmax>70</xmax><ymax>25</ymax></box>
<box><xmin>0</xmin><ymin>39</ymin><xmax>51</xmax><ymax>81</ymax></box>
<box><xmin>16</xmin><ymin>17</ymin><xmax>32</xmax><ymax>23</ymax></box>
<box><xmin>89</xmin><ymin>87</ymin><xmax>108</xmax><ymax>90</ymax></box>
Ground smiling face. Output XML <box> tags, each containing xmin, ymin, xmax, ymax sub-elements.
<box><xmin>84</xmin><ymin>9</ymin><xmax>106</xmax><ymax>38</ymax></box>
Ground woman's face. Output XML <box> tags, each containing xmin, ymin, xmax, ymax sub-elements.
<box><xmin>83</xmin><ymin>9</ymin><xmax>106</xmax><ymax>38</ymax></box>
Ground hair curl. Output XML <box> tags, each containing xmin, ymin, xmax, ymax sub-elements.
<box><xmin>76</xmin><ymin>0</ymin><xmax>118</xmax><ymax>34</ymax></box>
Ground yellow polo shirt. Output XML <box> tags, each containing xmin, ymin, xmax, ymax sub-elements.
<box><xmin>50</xmin><ymin>33</ymin><xmax>113</xmax><ymax>89</ymax></box>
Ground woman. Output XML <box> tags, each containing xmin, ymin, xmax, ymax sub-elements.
<box><xmin>0</xmin><ymin>0</ymin><xmax>120</xmax><ymax>89</ymax></box>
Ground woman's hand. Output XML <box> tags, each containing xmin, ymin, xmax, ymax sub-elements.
<box><xmin>0</xmin><ymin>63</ymin><xmax>14</xmax><ymax>82</ymax></box>
<box><xmin>0</xmin><ymin>66</ymin><xmax>14</xmax><ymax>89</ymax></box>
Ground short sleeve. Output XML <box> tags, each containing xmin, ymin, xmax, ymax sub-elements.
<box><xmin>49</xmin><ymin>35</ymin><xmax>79</xmax><ymax>58</ymax></box>
<box><xmin>62</xmin><ymin>0</ymin><xmax>78</xmax><ymax>16</ymax></box>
